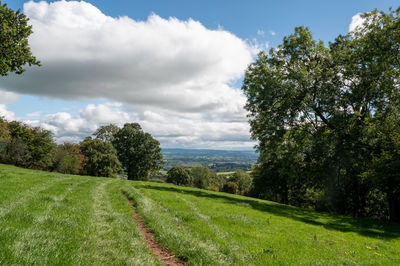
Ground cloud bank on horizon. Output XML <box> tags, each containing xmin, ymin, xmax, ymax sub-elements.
<box><xmin>0</xmin><ymin>0</ymin><xmax>259</xmax><ymax>149</ymax></box>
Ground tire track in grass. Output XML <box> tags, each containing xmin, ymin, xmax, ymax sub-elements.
<box><xmin>172</xmin><ymin>194</ymin><xmax>243</xmax><ymax>258</ymax></box>
<box><xmin>123</xmin><ymin>192</ymin><xmax>186</xmax><ymax>266</ymax></box>
<box><xmin>89</xmin><ymin>180</ymin><xmax>162</xmax><ymax>265</ymax></box>
<box><xmin>124</xmin><ymin>184</ymin><xmax>232</xmax><ymax>265</ymax></box>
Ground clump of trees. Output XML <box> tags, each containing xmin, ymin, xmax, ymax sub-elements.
<box><xmin>0</xmin><ymin>119</ymin><xmax>56</xmax><ymax>170</ymax></box>
<box><xmin>165</xmin><ymin>164</ymin><xmax>253</xmax><ymax>195</ymax></box>
<box><xmin>52</xmin><ymin>142</ymin><xmax>84</xmax><ymax>174</ymax></box>
<box><xmin>0</xmin><ymin>119</ymin><xmax>163</xmax><ymax>180</ymax></box>
<box><xmin>242</xmin><ymin>8</ymin><xmax>400</xmax><ymax>221</ymax></box>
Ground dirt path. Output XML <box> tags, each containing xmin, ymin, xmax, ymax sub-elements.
<box><xmin>124</xmin><ymin>195</ymin><xmax>186</xmax><ymax>266</ymax></box>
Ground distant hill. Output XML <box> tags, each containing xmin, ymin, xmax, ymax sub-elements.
<box><xmin>161</xmin><ymin>148</ymin><xmax>258</xmax><ymax>172</ymax></box>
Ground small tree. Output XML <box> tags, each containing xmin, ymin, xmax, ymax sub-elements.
<box><xmin>166</xmin><ymin>166</ymin><xmax>192</xmax><ymax>186</ymax></box>
<box><xmin>80</xmin><ymin>137</ymin><xmax>122</xmax><ymax>177</ymax></box>
<box><xmin>222</xmin><ymin>182</ymin><xmax>239</xmax><ymax>194</ymax></box>
<box><xmin>191</xmin><ymin>166</ymin><xmax>218</xmax><ymax>190</ymax></box>
<box><xmin>112</xmin><ymin>123</ymin><xmax>163</xmax><ymax>180</ymax></box>
<box><xmin>29</xmin><ymin>127</ymin><xmax>56</xmax><ymax>170</ymax></box>
<box><xmin>0</xmin><ymin>1</ymin><xmax>40</xmax><ymax>76</ymax></box>
<box><xmin>230</xmin><ymin>170</ymin><xmax>252</xmax><ymax>195</ymax></box>
<box><xmin>53</xmin><ymin>143</ymin><xmax>84</xmax><ymax>174</ymax></box>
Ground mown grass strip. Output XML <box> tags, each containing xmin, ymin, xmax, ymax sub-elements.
<box><xmin>122</xmin><ymin>183</ymin><xmax>234</xmax><ymax>266</ymax></box>
<box><xmin>127</xmin><ymin>181</ymin><xmax>400</xmax><ymax>265</ymax></box>
<box><xmin>0</xmin><ymin>164</ymin><xmax>162</xmax><ymax>265</ymax></box>
<box><xmin>122</xmin><ymin>191</ymin><xmax>186</xmax><ymax>266</ymax></box>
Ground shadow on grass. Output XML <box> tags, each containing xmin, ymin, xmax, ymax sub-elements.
<box><xmin>134</xmin><ymin>183</ymin><xmax>400</xmax><ymax>240</ymax></box>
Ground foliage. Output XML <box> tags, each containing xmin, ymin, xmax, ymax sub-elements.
<box><xmin>229</xmin><ymin>170</ymin><xmax>252</xmax><ymax>195</ymax></box>
<box><xmin>0</xmin><ymin>1</ymin><xmax>40</xmax><ymax>76</ymax></box>
<box><xmin>29</xmin><ymin>127</ymin><xmax>56</xmax><ymax>169</ymax></box>
<box><xmin>52</xmin><ymin>142</ymin><xmax>84</xmax><ymax>174</ymax></box>
<box><xmin>222</xmin><ymin>181</ymin><xmax>239</xmax><ymax>194</ymax></box>
<box><xmin>190</xmin><ymin>166</ymin><xmax>222</xmax><ymax>190</ymax></box>
<box><xmin>112</xmin><ymin>123</ymin><xmax>163</xmax><ymax>180</ymax></box>
<box><xmin>80</xmin><ymin>137</ymin><xmax>122</xmax><ymax>177</ymax></box>
<box><xmin>242</xmin><ymin>8</ymin><xmax>400</xmax><ymax>221</ymax></box>
<box><xmin>0</xmin><ymin>120</ymin><xmax>56</xmax><ymax>170</ymax></box>
<box><xmin>166</xmin><ymin>166</ymin><xmax>192</xmax><ymax>186</ymax></box>
<box><xmin>93</xmin><ymin>124</ymin><xmax>120</xmax><ymax>143</ymax></box>
<box><xmin>0</xmin><ymin>117</ymin><xmax>10</xmax><ymax>159</ymax></box>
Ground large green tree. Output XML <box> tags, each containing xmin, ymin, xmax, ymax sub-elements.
<box><xmin>166</xmin><ymin>166</ymin><xmax>193</xmax><ymax>186</ymax></box>
<box><xmin>0</xmin><ymin>1</ymin><xmax>40</xmax><ymax>76</ymax></box>
<box><xmin>93</xmin><ymin>124</ymin><xmax>120</xmax><ymax>143</ymax></box>
<box><xmin>80</xmin><ymin>137</ymin><xmax>122</xmax><ymax>177</ymax></box>
<box><xmin>242</xmin><ymin>8</ymin><xmax>400</xmax><ymax>221</ymax></box>
<box><xmin>112</xmin><ymin>123</ymin><xmax>163</xmax><ymax>180</ymax></box>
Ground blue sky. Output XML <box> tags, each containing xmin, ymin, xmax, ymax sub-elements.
<box><xmin>1</xmin><ymin>0</ymin><xmax>398</xmax><ymax>149</ymax></box>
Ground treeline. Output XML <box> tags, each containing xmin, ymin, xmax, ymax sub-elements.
<box><xmin>165</xmin><ymin>166</ymin><xmax>252</xmax><ymax>195</ymax></box>
<box><xmin>242</xmin><ymin>8</ymin><xmax>400</xmax><ymax>222</ymax></box>
<box><xmin>0</xmin><ymin>118</ymin><xmax>162</xmax><ymax>180</ymax></box>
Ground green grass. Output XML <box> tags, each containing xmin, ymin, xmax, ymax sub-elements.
<box><xmin>1</xmin><ymin>164</ymin><xmax>400</xmax><ymax>265</ymax></box>
<box><xmin>0</xmin><ymin>164</ymin><xmax>160</xmax><ymax>265</ymax></box>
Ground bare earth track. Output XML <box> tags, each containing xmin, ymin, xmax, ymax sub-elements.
<box><xmin>124</xmin><ymin>194</ymin><xmax>186</xmax><ymax>266</ymax></box>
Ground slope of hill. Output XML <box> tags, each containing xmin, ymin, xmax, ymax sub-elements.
<box><xmin>1</xmin><ymin>164</ymin><xmax>399</xmax><ymax>265</ymax></box>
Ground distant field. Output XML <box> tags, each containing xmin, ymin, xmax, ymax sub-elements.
<box><xmin>1</xmin><ymin>164</ymin><xmax>400</xmax><ymax>265</ymax></box>
<box><xmin>161</xmin><ymin>148</ymin><xmax>257</xmax><ymax>172</ymax></box>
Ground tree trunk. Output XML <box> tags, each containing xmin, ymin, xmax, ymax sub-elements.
<box><xmin>388</xmin><ymin>195</ymin><xmax>400</xmax><ymax>222</ymax></box>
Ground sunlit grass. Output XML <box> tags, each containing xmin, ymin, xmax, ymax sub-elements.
<box><xmin>0</xmin><ymin>164</ymin><xmax>160</xmax><ymax>265</ymax></box>
<box><xmin>123</xmin><ymin>182</ymin><xmax>400</xmax><ymax>265</ymax></box>
<box><xmin>1</xmin><ymin>164</ymin><xmax>399</xmax><ymax>265</ymax></box>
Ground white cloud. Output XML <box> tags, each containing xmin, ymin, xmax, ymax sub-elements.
<box><xmin>0</xmin><ymin>104</ymin><xmax>16</xmax><ymax>121</ymax></box>
<box><xmin>0</xmin><ymin>1</ymin><xmax>257</xmax><ymax>149</ymax></box>
<box><xmin>349</xmin><ymin>13</ymin><xmax>364</xmax><ymax>32</ymax></box>
<box><xmin>26</xmin><ymin>111</ymin><xmax>42</xmax><ymax>118</ymax></box>
<box><xmin>0</xmin><ymin>91</ymin><xmax>19</xmax><ymax>104</ymax></box>
<box><xmin>24</xmin><ymin>103</ymin><xmax>254</xmax><ymax>149</ymax></box>
<box><xmin>269</xmin><ymin>30</ymin><xmax>276</xmax><ymax>36</ymax></box>
<box><xmin>257</xmin><ymin>29</ymin><xmax>265</xmax><ymax>37</ymax></box>
<box><xmin>0</xmin><ymin>1</ymin><xmax>256</xmax><ymax>116</ymax></box>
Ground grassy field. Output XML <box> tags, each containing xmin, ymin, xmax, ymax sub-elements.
<box><xmin>1</xmin><ymin>164</ymin><xmax>400</xmax><ymax>265</ymax></box>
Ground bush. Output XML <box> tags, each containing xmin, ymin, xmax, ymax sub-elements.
<box><xmin>53</xmin><ymin>143</ymin><xmax>84</xmax><ymax>174</ymax></box>
<box><xmin>222</xmin><ymin>182</ymin><xmax>239</xmax><ymax>194</ymax></box>
<box><xmin>166</xmin><ymin>166</ymin><xmax>192</xmax><ymax>186</ymax></box>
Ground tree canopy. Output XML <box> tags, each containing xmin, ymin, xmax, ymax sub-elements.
<box><xmin>0</xmin><ymin>1</ymin><xmax>40</xmax><ymax>76</ymax></box>
<box><xmin>80</xmin><ymin>137</ymin><xmax>122</xmax><ymax>178</ymax></box>
<box><xmin>166</xmin><ymin>166</ymin><xmax>193</xmax><ymax>186</ymax></box>
<box><xmin>242</xmin><ymin>8</ymin><xmax>400</xmax><ymax>221</ymax></box>
<box><xmin>93</xmin><ymin>124</ymin><xmax>120</xmax><ymax>143</ymax></box>
<box><xmin>112</xmin><ymin>123</ymin><xmax>163</xmax><ymax>180</ymax></box>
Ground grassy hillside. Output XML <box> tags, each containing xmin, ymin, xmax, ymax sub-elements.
<box><xmin>1</xmin><ymin>164</ymin><xmax>399</xmax><ymax>265</ymax></box>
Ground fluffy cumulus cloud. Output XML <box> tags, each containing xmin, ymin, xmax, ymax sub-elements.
<box><xmin>23</xmin><ymin>103</ymin><xmax>254</xmax><ymax>149</ymax></box>
<box><xmin>349</xmin><ymin>13</ymin><xmax>364</xmax><ymax>32</ymax></box>
<box><xmin>0</xmin><ymin>91</ymin><xmax>19</xmax><ymax>120</ymax></box>
<box><xmin>0</xmin><ymin>1</ymin><xmax>258</xmax><ymax>149</ymax></box>
<box><xmin>1</xmin><ymin>1</ymin><xmax>255</xmax><ymax>112</ymax></box>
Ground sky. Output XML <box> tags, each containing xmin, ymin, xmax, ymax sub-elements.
<box><xmin>0</xmin><ymin>0</ymin><xmax>398</xmax><ymax>150</ymax></box>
